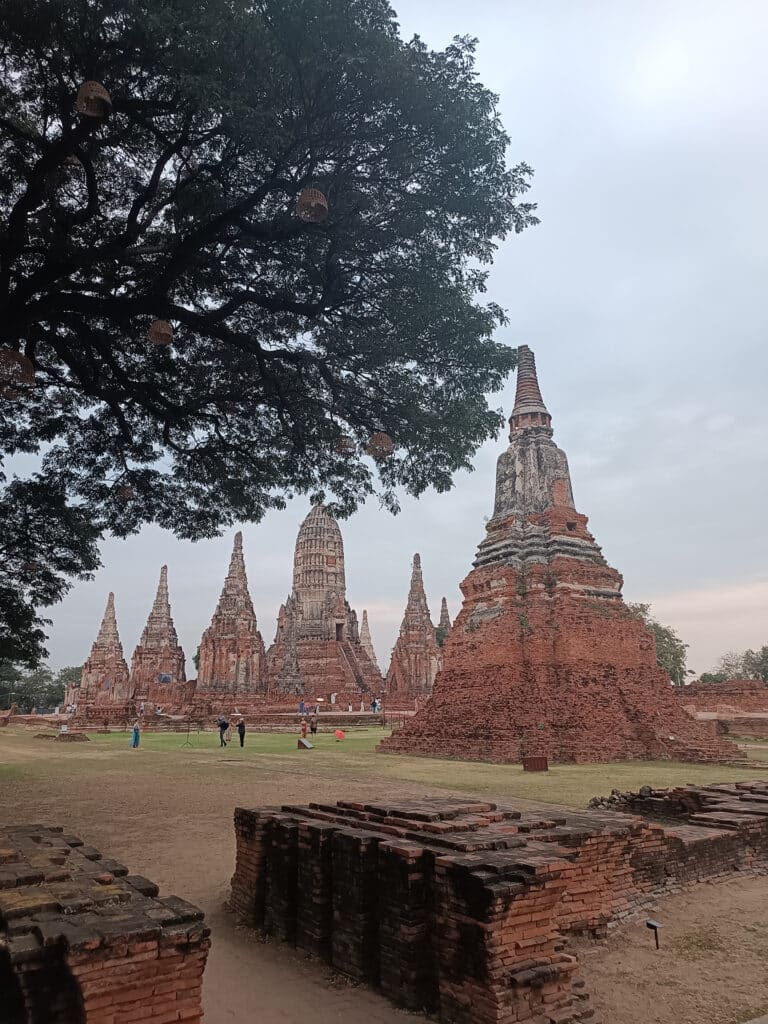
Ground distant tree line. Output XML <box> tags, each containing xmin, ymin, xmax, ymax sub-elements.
<box><xmin>698</xmin><ymin>646</ymin><xmax>768</xmax><ymax>685</ymax></box>
<box><xmin>0</xmin><ymin>663</ymin><xmax>81</xmax><ymax>712</ymax></box>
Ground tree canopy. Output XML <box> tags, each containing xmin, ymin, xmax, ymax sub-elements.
<box><xmin>0</xmin><ymin>0</ymin><xmax>537</xmax><ymax>664</ymax></box>
<box><xmin>627</xmin><ymin>603</ymin><xmax>690</xmax><ymax>686</ymax></box>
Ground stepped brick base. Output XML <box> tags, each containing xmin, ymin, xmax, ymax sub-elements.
<box><xmin>380</xmin><ymin>560</ymin><xmax>738</xmax><ymax>765</ymax></box>
<box><xmin>230</xmin><ymin>788</ymin><xmax>768</xmax><ymax>1024</ymax></box>
<box><xmin>0</xmin><ymin>825</ymin><xmax>209</xmax><ymax>1024</ymax></box>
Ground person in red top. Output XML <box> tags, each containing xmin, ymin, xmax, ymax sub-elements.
<box><xmin>301</xmin><ymin>717</ymin><xmax>308</xmax><ymax>739</ymax></box>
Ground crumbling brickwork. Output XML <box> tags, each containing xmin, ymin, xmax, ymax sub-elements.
<box><xmin>0</xmin><ymin>825</ymin><xmax>209</xmax><ymax>1024</ymax></box>
<box><xmin>265</xmin><ymin>504</ymin><xmax>382</xmax><ymax>695</ymax></box>
<box><xmin>196</xmin><ymin>531</ymin><xmax>267</xmax><ymax>695</ymax></box>
<box><xmin>380</xmin><ymin>346</ymin><xmax>737</xmax><ymax>764</ymax></box>
<box><xmin>385</xmin><ymin>553</ymin><xmax>443</xmax><ymax>698</ymax></box>
<box><xmin>66</xmin><ymin>593</ymin><xmax>131</xmax><ymax>709</ymax></box>
<box><xmin>231</xmin><ymin>787</ymin><xmax>768</xmax><ymax>1024</ymax></box>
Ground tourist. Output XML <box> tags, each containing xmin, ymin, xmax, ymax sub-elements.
<box><xmin>225</xmin><ymin>719</ymin><xmax>233</xmax><ymax>744</ymax></box>
<box><xmin>309</xmin><ymin>713</ymin><xmax>318</xmax><ymax>737</ymax></box>
<box><xmin>301</xmin><ymin>717</ymin><xmax>308</xmax><ymax>739</ymax></box>
<box><xmin>348</xmin><ymin>702</ymin><xmax>353</xmax><ymax>713</ymax></box>
<box><xmin>360</xmin><ymin>699</ymin><xmax>365</xmax><ymax>713</ymax></box>
<box><xmin>370</xmin><ymin>698</ymin><xmax>376</xmax><ymax>713</ymax></box>
<box><xmin>314</xmin><ymin>702</ymin><xmax>320</xmax><ymax>716</ymax></box>
<box><xmin>218</xmin><ymin>715</ymin><xmax>229</xmax><ymax>747</ymax></box>
<box><xmin>139</xmin><ymin>701</ymin><xmax>145</xmax><ymax>716</ymax></box>
<box><xmin>130</xmin><ymin>720</ymin><xmax>140</xmax><ymax>749</ymax></box>
<box><xmin>298</xmin><ymin>698</ymin><xmax>306</xmax><ymax>717</ymax></box>
<box><xmin>237</xmin><ymin>718</ymin><xmax>246</xmax><ymax>748</ymax></box>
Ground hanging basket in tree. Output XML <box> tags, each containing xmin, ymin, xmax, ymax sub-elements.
<box><xmin>296</xmin><ymin>188</ymin><xmax>329</xmax><ymax>223</ymax></box>
<box><xmin>0</xmin><ymin>350</ymin><xmax>35</xmax><ymax>398</ymax></box>
<box><xmin>366</xmin><ymin>432</ymin><xmax>394</xmax><ymax>459</ymax></box>
<box><xmin>75</xmin><ymin>81</ymin><xmax>112</xmax><ymax>119</ymax></box>
<box><xmin>334</xmin><ymin>436</ymin><xmax>357</xmax><ymax>456</ymax></box>
<box><xmin>148</xmin><ymin>320</ymin><xmax>173</xmax><ymax>346</ymax></box>
<box><xmin>116</xmin><ymin>484</ymin><xmax>135</xmax><ymax>502</ymax></box>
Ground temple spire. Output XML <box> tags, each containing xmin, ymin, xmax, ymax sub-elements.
<box><xmin>360</xmin><ymin>610</ymin><xmax>380</xmax><ymax>671</ymax></box>
<box><xmin>510</xmin><ymin>345</ymin><xmax>551</xmax><ymax>434</ymax></box>
<box><xmin>196</xmin><ymin>532</ymin><xmax>266</xmax><ymax>693</ymax></box>
<box><xmin>405</xmin><ymin>553</ymin><xmax>429</xmax><ymax>616</ymax></box>
<box><xmin>138</xmin><ymin>565</ymin><xmax>180</xmax><ymax>649</ymax></box>
<box><xmin>95</xmin><ymin>592</ymin><xmax>121</xmax><ymax>646</ymax></box>
<box><xmin>438</xmin><ymin>597</ymin><xmax>451</xmax><ymax>634</ymax></box>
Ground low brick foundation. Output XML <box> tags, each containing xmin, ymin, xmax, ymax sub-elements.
<box><xmin>0</xmin><ymin>825</ymin><xmax>209</xmax><ymax>1023</ymax></box>
<box><xmin>231</xmin><ymin>786</ymin><xmax>768</xmax><ymax>1024</ymax></box>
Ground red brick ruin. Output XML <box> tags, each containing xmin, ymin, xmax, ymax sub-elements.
<box><xmin>231</xmin><ymin>782</ymin><xmax>768</xmax><ymax>1024</ymax></box>
<box><xmin>197</xmin><ymin>531</ymin><xmax>267</xmax><ymax>695</ymax></box>
<box><xmin>265</xmin><ymin>503</ymin><xmax>382</xmax><ymax>696</ymax></box>
<box><xmin>386</xmin><ymin>553</ymin><xmax>443</xmax><ymax>697</ymax></box>
<box><xmin>1</xmin><ymin>824</ymin><xmax>208</xmax><ymax>1024</ymax></box>
<box><xmin>73</xmin><ymin>593</ymin><xmax>131</xmax><ymax>707</ymax></box>
<box><xmin>66</xmin><ymin>507</ymin><xmax>391</xmax><ymax>727</ymax></box>
<box><xmin>381</xmin><ymin>346</ymin><xmax>737</xmax><ymax>764</ymax></box>
<box><xmin>130</xmin><ymin>565</ymin><xmax>190</xmax><ymax>708</ymax></box>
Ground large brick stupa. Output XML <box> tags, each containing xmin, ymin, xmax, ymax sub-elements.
<box><xmin>265</xmin><ymin>504</ymin><xmax>382</xmax><ymax>695</ymax></box>
<box><xmin>381</xmin><ymin>346</ymin><xmax>737</xmax><ymax>764</ymax></box>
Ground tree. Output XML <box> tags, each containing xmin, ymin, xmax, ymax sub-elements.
<box><xmin>0</xmin><ymin>0</ymin><xmax>537</xmax><ymax>665</ymax></box>
<box><xmin>627</xmin><ymin>603</ymin><xmax>690</xmax><ymax>686</ymax></box>
<box><xmin>743</xmin><ymin>646</ymin><xmax>768</xmax><ymax>684</ymax></box>
<box><xmin>713</xmin><ymin>650</ymin><xmax>749</xmax><ymax>680</ymax></box>
<box><xmin>697</xmin><ymin>671</ymin><xmax>728</xmax><ymax>685</ymax></box>
<box><xmin>0</xmin><ymin>662</ymin><xmax>70</xmax><ymax>711</ymax></box>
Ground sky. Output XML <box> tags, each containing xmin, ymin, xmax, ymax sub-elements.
<box><xmin>45</xmin><ymin>0</ymin><xmax>768</xmax><ymax>676</ymax></box>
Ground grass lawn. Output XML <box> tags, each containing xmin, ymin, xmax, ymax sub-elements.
<box><xmin>16</xmin><ymin>726</ymin><xmax>758</xmax><ymax>807</ymax></box>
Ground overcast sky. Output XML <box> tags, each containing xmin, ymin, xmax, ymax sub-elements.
<box><xmin>45</xmin><ymin>0</ymin><xmax>768</xmax><ymax>676</ymax></box>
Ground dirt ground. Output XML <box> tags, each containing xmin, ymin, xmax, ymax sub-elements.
<box><xmin>2</xmin><ymin>726</ymin><xmax>768</xmax><ymax>1024</ymax></box>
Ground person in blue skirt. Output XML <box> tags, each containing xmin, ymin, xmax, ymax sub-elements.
<box><xmin>130</xmin><ymin>720</ymin><xmax>140</xmax><ymax>749</ymax></box>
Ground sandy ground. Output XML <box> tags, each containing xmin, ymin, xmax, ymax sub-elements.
<box><xmin>2</xmin><ymin>727</ymin><xmax>768</xmax><ymax>1024</ymax></box>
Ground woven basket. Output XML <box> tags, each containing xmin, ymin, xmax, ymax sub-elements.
<box><xmin>75</xmin><ymin>81</ymin><xmax>112</xmax><ymax>119</ymax></box>
<box><xmin>296</xmin><ymin>188</ymin><xmax>329</xmax><ymax>224</ymax></box>
<box><xmin>366</xmin><ymin>432</ymin><xmax>394</xmax><ymax>459</ymax></box>
<box><xmin>334</xmin><ymin>436</ymin><xmax>356</xmax><ymax>456</ymax></box>
<box><xmin>148</xmin><ymin>320</ymin><xmax>173</xmax><ymax>346</ymax></box>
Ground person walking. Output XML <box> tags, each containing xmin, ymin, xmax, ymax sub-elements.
<box><xmin>237</xmin><ymin>718</ymin><xmax>246</xmax><ymax>748</ymax></box>
<box><xmin>218</xmin><ymin>715</ymin><xmax>229</xmax><ymax>747</ymax></box>
<box><xmin>130</xmin><ymin>720</ymin><xmax>140</xmax><ymax>749</ymax></box>
<box><xmin>309</xmin><ymin>713</ymin><xmax>318</xmax><ymax>738</ymax></box>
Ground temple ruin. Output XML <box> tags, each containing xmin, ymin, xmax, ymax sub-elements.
<box><xmin>265</xmin><ymin>504</ymin><xmax>382</xmax><ymax>695</ymax></box>
<box><xmin>197</xmin><ymin>531</ymin><xmax>267</xmax><ymax>695</ymax></box>
<box><xmin>385</xmin><ymin>553</ymin><xmax>443</xmax><ymax>697</ymax></box>
<box><xmin>129</xmin><ymin>565</ymin><xmax>190</xmax><ymax>708</ymax></box>
<box><xmin>381</xmin><ymin>345</ymin><xmax>738</xmax><ymax>764</ymax></box>
<box><xmin>359</xmin><ymin>610</ymin><xmax>380</xmax><ymax>672</ymax></box>
<box><xmin>0</xmin><ymin>824</ymin><xmax>209</xmax><ymax>1024</ymax></box>
<box><xmin>68</xmin><ymin>593</ymin><xmax>131</xmax><ymax>708</ymax></box>
<box><xmin>231</xmin><ymin>781</ymin><xmax>768</xmax><ymax>1024</ymax></box>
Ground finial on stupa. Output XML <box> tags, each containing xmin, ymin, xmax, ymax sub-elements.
<box><xmin>510</xmin><ymin>345</ymin><xmax>552</xmax><ymax>434</ymax></box>
<box><xmin>360</xmin><ymin>609</ymin><xmax>380</xmax><ymax>671</ymax></box>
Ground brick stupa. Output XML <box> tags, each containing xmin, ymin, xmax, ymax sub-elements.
<box><xmin>197</xmin><ymin>532</ymin><xmax>266</xmax><ymax>694</ymax></box>
<box><xmin>266</xmin><ymin>504</ymin><xmax>383</xmax><ymax>695</ymax></box>
<box><xmin>130</xmin><ymin>565</ymin><xmax>189</xmax><ymax>705</ymax></box>
<box><xmin>438</xmin><ymin>597</ymin><xmax>452</xmax><ymax>637</ymax></box>
<box><xmin>67</xmin><ymin>592</ymin><xmax>131</xmax><ymax>707</ymax></box>
<box><xmin>381</xmin><ymin>346</ymin><xmax>737</xmax><ymax>764</ymax></box>
<box><xmin>386</xmin><ymin>554</ymin><xmax>443</xmax><ymax>697</ymax></box>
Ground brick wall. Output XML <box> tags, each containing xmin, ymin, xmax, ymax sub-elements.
<box><xmin>0</xmin><ymin>825</ymin><xmax>209</xmax><ymax>1024</ymax></box>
